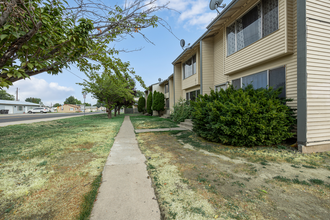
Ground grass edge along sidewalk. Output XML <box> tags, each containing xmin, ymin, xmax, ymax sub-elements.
<box><xmin>0</xmin><ymin>114</ymin><xmax>124</xmax><ymax>219</ymax></box>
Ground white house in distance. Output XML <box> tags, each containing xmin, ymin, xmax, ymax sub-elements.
<box><xmin>0</xmin><ymin>100</ymin><xmax>39</xmax><ymax>114</ymax></box>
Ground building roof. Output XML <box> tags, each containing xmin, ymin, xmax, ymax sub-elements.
<box><xmin>63</xmin><ymin>104</ymin><xmax>80</xmax><ymax>107</ymax></box>
<box><xmin>0</xmin><ymin>100</ymin><xmax>39</xmax><ymax>106</ymax></box>
<box><xmin>172</xmin><ymin>0</ymin><xmax>240</xmax><ymax>65</ymax></box>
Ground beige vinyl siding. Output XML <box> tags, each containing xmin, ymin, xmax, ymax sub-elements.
<box><xmin>224</xmin><ymin>0</ymin><xmax>297</xmax><ymax>109</ymax></box>
<box><xmin>182</xmin><ymin>74</ymin><xmax>199</xmax><ymax>90</ymax></box>
<box><xmin>174</xmin><ymin>63</ymin><xmax>183</xmax><ymax>103</ymax></box>
<box><xmin>184</xmin><ymin>85</ymin><xmax>201</xmax><ymax>94</ymax></box>
<box><xmin>202</xmin><ymin>38</ymin><xmax>214</xmax><ymax>95</ymax></box>
<box><xmin>306</xmin><ymin>0</ymin><xmax>330</xmax><ymax>146</ymax></box>
<box><xmin>169</xmin><ymin>78</ymin><xmax>174</xmax><ymax>111</ymax></box>
<box><xmin>213</xmin><ymin>30</ymin><xmax>228</xmax><ymax>86</ymax></box>
<box><xmin>182</xmin><ymin>49</ymin><xmax>200</xmax><ymax>90</ymax></box>
<box><xmin>224</xmin><ymin>0</ymin><xmax>293</xmax><ymax>75</ymax></box>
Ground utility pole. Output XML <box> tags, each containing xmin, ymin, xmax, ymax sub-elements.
<box><xmin>83</xmin><ymin>92</ymin><xmax>87</xmax><ymax>116</ymax></box>
<box><xmin>16</xmin><ymin>88</ymin><xmax>18</xmax><ymax>101</ymax></box>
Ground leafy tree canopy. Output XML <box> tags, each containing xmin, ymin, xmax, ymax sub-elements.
<box><xmin>25</xmin><ymin>97</ymin><xmax>41</xmax><ymax>104</ymax></box>
<box><xmin>53</xmin><ymin>103</ymin><xmax>61</xmax><ymax>107</ymax></box>
<box><xmin>83</xmin><ymin>102</ymin><xmax>91</xmax><ymax>106</ymax></box>
<box><xmin>93</xmin><ymin>101</ymin><xmax>105</xmax><ymax>108</ymax></box>
<box><xmin>0</xmin><ymin>0</ymin><xmax>168</xmax><ymax>88</ymax></box>
<box><xmin>135</xmin><ymin>90</ymin><xmax>145</xmax><ymax>98</ymax></box>
<box><xmin>0</xmin><ymin>89</ymin><xmax>14</xmax><ymax>100</ymax></box>
<box><xmin>64</xmin><ymin>96</ymin><xmax>82</xmax><ymax>105</ymax></box>
<box><xmin>78</xmin><ymin>71</ymin><xmax>136</xmax><ymax>118</ymax></box>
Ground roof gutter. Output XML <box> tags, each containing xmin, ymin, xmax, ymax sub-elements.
<box><xmin>206</xmin><ymin>0</ymin><xmax>240</xmax><ymax>30</ymax></box>
<box><xmin>172</xmin><ymin>0</ymin><xmax>240</xmax><ymax>65</ymax></box>
<box><xmin>171</xmin><ymin>29</ymin><xmax>211</xmax><ymax>65</ymax></box>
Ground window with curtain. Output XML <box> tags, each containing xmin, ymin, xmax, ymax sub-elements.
<box><xmin>183</xmin><ymin>54</ymin><xmax>197</xmax><ymax>79</ymax></box>
<box><xmin>232</xmin><ymin>66</ymin><xmax>286</xmax><ymax>97</ymax></box>
<box><xmin>242</xmin><ymin>71</ymin><xmax>267</xmax><ymax>89</ymax></box>
<box><xmin>227</xmin><ymin>0</ymin><xmax>278</xmax><ymax>56</ymax></box>
<box><xmin>263</xmin><ymin>0</ymin><xmax>279</xmax><ymax>37</ymax></box>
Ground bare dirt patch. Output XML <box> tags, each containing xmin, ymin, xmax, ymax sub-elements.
<box><xmin>130</xmin><ymin>115</ymin><xmax>178</xmax><ymax>129</ymax></box>
<box><xmin>137</xmin><ymin>131</ymin><xmax>330</xmax><ymax>219</ymax></box>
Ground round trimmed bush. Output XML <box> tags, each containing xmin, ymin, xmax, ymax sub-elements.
<box><xmin>191</xmin><ymin>85</ymin><xmax>296</xmax><ymax>147</ymax></box>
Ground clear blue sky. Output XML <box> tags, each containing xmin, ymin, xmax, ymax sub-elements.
<box><xmin>6</xmin><ymin>0</ymin><xmax>231</xmax><ymax>106</ymax></box>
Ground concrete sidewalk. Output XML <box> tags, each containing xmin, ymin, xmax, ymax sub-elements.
<box><xmin>90</xmin><ymin>116</ymin><xmax>160</xmax><ymax>220</ymax></box>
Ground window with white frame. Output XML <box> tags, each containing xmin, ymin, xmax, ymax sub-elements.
<box><xmin>70</xmin><ymin>108</ymin><xmax>73</xmax><ymax>111</ymax></box>
<box><xmin>186</xmin><ymin>89</ymin><xmax>200</xmax><ymax>101</ymax></box>
<box><xmin>227</xmin><ymin>0</ymin><xmax>278</xmax><ymax>56</ymax></box>
<box><xmin>165</xmin><ymin>84</ymin><xmax>169</xmax><ymax>93</ymax></box>
<box><xmin>231</xmin><ymin>66</ymin><xmax>286</xmax><ymax>98</ymax></box>
<box><xmin>215</xmin><ymin>84</ymin><xmax>227</xmax><ymax>91</ymax></box>
<box><xmin>18</xmin><ymin>106</ymin><xmax>23</xmax><ymax>111</ymax></box>
<box><xmin>183</xmin><ymin>55</ymin><xmax>197</xmax><ymax>79</ymax></box>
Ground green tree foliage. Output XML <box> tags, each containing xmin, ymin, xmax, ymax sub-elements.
<box><xmin>114</xmin><ymin>79</ymin><xmax>137</xmax><ymax>116</ymax></box>
<box><xmin>53</xmin><ymin>103</ymin><xmax>61</xmax><ymax>107</ymax></box>
<box><xmin>78</xmin><ymin>71</ymin><xmax>135</xmax><ymax>119</ymax></box>
<box><xmin>25</xmin><ymin>97</ymin><xmax>41</xmax><ymax>104</ymax></box>
<box><xmin>64</xmin><ymin>96</ymin><xmax>82</xmax><ymax>105</ymax></box>
<box><xmin>0</xmin><ymin>0</ymin><xmax>167</xmax><ymax>88</ymax></box>
<box><xmin>147</xmin><ymin>92</ymin><xmax>152</xmax><ymax>115</ymax></box>
<box><xmin>152</xmin><ymin>91</ymin><xmax>165</xmax><ymax>116</ymax></box>
<box><xmin>0</xmin><ymin>0</ymin><xmax>94</xmax><ymax>88</ymax></box>
<box><xmin>191</xmin><ymin>85</ymin><xmax>296</xmax><ymax>147</ymax></box>
<box><xmin>135</xmin><ymin>90</ymin><xmax>145</xmax><ymax>98</ymax></box>
<box><xmin>0</xmin><ymin>90</ymin><xmax>14</xmax><ymax>100</ymax></box>
<box><xmin>93</xmin><ymin>101</ymin><xmax>105</xmax><ymax>108</ymax></box>
<box><xmin>170</xmin><ymin>98</ymin><xmax>193</xmax><ymax>122</ymax></box>
<box><xmin>83</xmin><ymin>103</ymin><xmax>91</xmax><ymax>106</ymax></box>
<box><xmin>138</xmin><ymin>97</ymin><xmax>146</xmax><ymax>113</ymax></box>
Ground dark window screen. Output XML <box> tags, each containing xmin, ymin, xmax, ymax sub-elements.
<box><xmin>269</xmin><ymin>66</ymin><xmax>285</xmax><ymax>98</ymax></box>
<box><xmin>166</xmin><ymin>99</ymin><xmax>169</xmax><ymax>109</ymax></box>
<box><xmin>190</xmin><ymin>91</ymin><xmax>196</xmax><ymax>101</ymax></box>
<box><xmin>232</xmin><ymin>78</ymin><xmax>241</xmax><ymax>90</ymax></box>
<box><xmin>186</xmin><ymin>93</ymin><xmax>189</xmax><ymax>100</ymax></box>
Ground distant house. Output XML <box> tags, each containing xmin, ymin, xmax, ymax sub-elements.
<box><xmin>0</xmin><ymin>100</ymin><xmax>39</xmax><ymax>114</ymax></box>
<box><xmin>84</xmin><ymin>106</ymin><xmax>98</xmax><ymax>112</ymax></box>
<box><xmin>57</xmin><ymin>104</ymin><xmax>81</xmax><ymax>113</ymax></box>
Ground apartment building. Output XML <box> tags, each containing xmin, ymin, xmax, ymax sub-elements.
<box><xmin>145</xmin><ymin>75</ymin><xmax>174</xmax><ymax>116</ymax></box>
<box><xmin>167</xmin><ymin>0</ymin><xmax>330</xmax><ymax>153</ymax></box>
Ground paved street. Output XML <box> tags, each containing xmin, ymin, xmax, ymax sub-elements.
<box><xmin>0</xmin><ymin>112</ymin><xmax>104</xmax><ymax>126</ymax></box>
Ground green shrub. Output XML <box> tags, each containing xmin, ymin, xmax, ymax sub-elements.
<box><xmin>147</xmin><ymin>92</ymin><xmax>152</xmax><ymax>115</ymax></box>
<box><xmin>152</xmin><ymin>91</ymin><xmax>165</xmax><ymax>116</ymax></box>
<box><xmin>170</xmin><ymin>98</ymin><xmax>193</xmax><ymax>123</ymax></box>
<box><xmin>191</xmin><ymin>85</ymin><xmax>296</xmax><ymax>147</ymax></box>
<box><xmin>138</xmin><ymin>97</ymin><xmax>146</xmax><ymax>113</ymax></box>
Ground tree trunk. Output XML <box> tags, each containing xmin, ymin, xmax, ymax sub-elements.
<box><xmin>117</xmin><ymin>105</ymin><xmax>122</xmax><ymax>115</ymax></box>
<box><xmin>114</xmin><ymin>106</ymin><xmax>117</xmax><ymax>117</ymax></box>
<box><xmin>107</xmin><ymin>108</ymin><xmax>112</xmax><ymax>119</ymax></box>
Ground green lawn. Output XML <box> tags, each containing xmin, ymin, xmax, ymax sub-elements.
<box><xmin>130</xmin><ymin>115</ymin><xmax>179</xmax><ymax>129</ymax></box>
<box><xmin>0</xmin><ymin>114</ymin><xmax>124</xmax><ymax>219</ymax></box>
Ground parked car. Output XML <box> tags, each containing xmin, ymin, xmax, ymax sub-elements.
<box><xmin>28</xmin><ymin>107</ymin><xmax>48</xmax><ymax>113</ymax></box>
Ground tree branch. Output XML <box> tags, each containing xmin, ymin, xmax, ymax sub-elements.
<box><xmin>0</xmin><ymin>21</ymin><xmax>42</xmax><ymax>69</ymax></box>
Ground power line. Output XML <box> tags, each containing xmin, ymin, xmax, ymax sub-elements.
<box><xmin>64</xmin><ymin>68</ymin><xmax>85</xmax><ymax>81</ymax></box>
